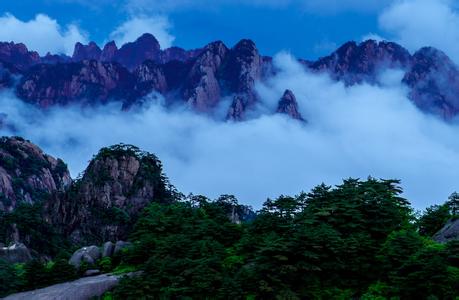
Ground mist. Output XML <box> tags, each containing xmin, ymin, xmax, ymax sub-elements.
<box><xmin>1</xmin><ymin>52</ymin><xmax>459</xmax><ymax>209</ymax></box>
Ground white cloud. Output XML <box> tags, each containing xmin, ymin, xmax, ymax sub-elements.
<box><xmin>379</xmin><ymin>0</ymin><xmax>459</xmax><ymax>63</ymax></box>
<box><xmin>109</xmin><ymin>16</ymin><xmax>175</xmax><ymax>49</ymax></box>
<box><xmin>361</xmin><ymin>33</ymin><xmax>385</xmax><ymax>42</ymax></box>
<box><xmin>0</xmin><ymin>13</ymin><xmax>88</xmax><ymax>56</ymax></box>
<box><xmin>1</xmin><ymin>53</ymin><xmax>459</xmax><ymax>210</ymax></box>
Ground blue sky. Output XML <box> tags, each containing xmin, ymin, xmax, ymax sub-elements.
<box><xmin>0</xmin><ymin>0</ymin><xmax>384</xmax><ymax>59</ymax></box>
<box><xmin>1</xmin><ymin>0</ymin><xmax>459</xmax><ymax>63</ymax></box>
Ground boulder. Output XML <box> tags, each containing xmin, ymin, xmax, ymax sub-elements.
<box><xmin>102</xmin><ymin>241</ymin><xmax>115</xmax><ymax>258</ymax></box>
<box><xmin>114</xmin><ymin>241</ymin><xmax>132</xmax><ymax>255</ymax></box>
<box><xmin>83</xmin><ymin>269</ymin><xmax>101</xmax><ymax>277</ymax></box>
<box><xmin>69</xmin><ymin>245</ymin><xmax>101</xmax><ymax>268</ymax></box>
<box><xmin>0</xmin><ymin>242</ymin><xmax>32</xmax><ymax>264</ymax></box>
<box><xmin>4</xmin><ymin>273</ymin><xmax>129</xmax><ymax>300</ymax></box>
<box><xmin>433</xmin><ymin>219</ymin><xmax>459</xmax><ymax>243</ymax></box>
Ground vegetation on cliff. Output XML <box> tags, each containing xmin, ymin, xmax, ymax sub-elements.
<box><xmin>1</xmin><ymin>139</ymin><xmax>459</xmax><ymax>299</ymax></box>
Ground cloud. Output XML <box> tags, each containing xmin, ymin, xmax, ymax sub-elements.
<box><xmin>379</xmin><ymin>0</ymin><xmax>459</xmax><ymax>63</ymax></box>
<box><xmin>361</xmin><ymin>33</ymin><xmax>385</xmax><ymax>42</ymax></box>
<box><xmin>125</xmin><ymin>0</ymin><xmax>394</xmax><ymax>14</ymax></box>
<box><xmin>1</xmin><ymin>53</ymin><xmax>459</xmax><ymax>209</ymax></box>
<box><xmin>0</xmin><ymin>13</ymin><xmax>88</xmax><ymax>56</ymax></box>
<box><xmin>109</xmin><ymin>16</ymin><xmax>175</xmax><ymax>49</ymax></box>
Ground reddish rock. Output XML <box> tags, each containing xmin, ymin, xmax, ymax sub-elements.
<box><xmin>311</xmin><ymin>39</ymin><xmax>411</xmax><ymax>85</ymax></box>
<box><xmin>49</xmin><ymin>144</ymin><xmax>172</xmax><ymax>244</ymax></box>
<box><xmin>159</xmin><ymin>46</ymin><xmax>203</xmax><ymax>64</ymax></box>
<box><xmin>72</xmin><ymin>42</ymin><xmax>102</xmax><ymax>61</ymax></box>
<box><xmin>276</xmin><ymin>89</ymin><xmax>305</xmax><ymax>121</ymax></box>
<box><xmin>0</xmin><ymin>41</ymin><xmax>40</xmax><ymax>71</ymax></box>
<box><xmin>222</xmin><ymin>39</ymin><xmax>262</xmax><ymax>120</ymax></box>
<box><xmin>403</xmin><ymin>47</ymin><xmax>459</xmax><ymax>119</ymax></box>
<box><xmin>182</xmin><ymin>41</ymin><xmax>228</xmax><ymax>112</ymax></box>
<box><xmin>100</xmin><ymin>41</ymin><xmax>118</xmax><ymax>62</ymax></box>
<box><xmin>16</xmin><ymin>60</ymin><xmax>135</xmax><ymax>107</ymax></box>
<box><xmin>114</xmin><ymin>33</ymin><xmax>161</xmax><ymax>70</ymax></box>
<box><xmin>134</xmin><ymin>60</ymin><xmax>168</xmax><ymax>96</ymax></box>
<box><xmin>0</xmin><ymin>136</ymin><xmax>71</xmax><ymax>212</ymax></box>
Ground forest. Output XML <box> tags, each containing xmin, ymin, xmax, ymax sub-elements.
<box><xmin>2</xmin><ymin>177</ymin><xmax>458</xmax><ymax>299</ymax></box>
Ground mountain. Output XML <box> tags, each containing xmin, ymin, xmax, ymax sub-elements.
<box><xmin>1</xmin><ymin>35</ymin><xmax>459</xmax><ymax>120</ymax></box>
<box><xmin>47</xmin><ymin>144</ymin><xmax>173</xmax><ymax>244</ymax></box>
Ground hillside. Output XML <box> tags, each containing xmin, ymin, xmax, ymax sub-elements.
<box><xmin>0</xmin><ymin>137</ymin><xmax>458</xmax><ymax>299</ymax></box>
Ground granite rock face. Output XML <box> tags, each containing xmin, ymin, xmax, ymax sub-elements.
<box><xmin>16</xmin><ymin>60</ymin><xmax>135</xmax><ymax>107</ymax></box>
<box><xmin>0</xmin><ymin>41</ymin><xmax>40</xmax><ymax>71</ymax></box>
<box><xmin>311</xmin><ymin>39</ymin><xmax>412</xmax><ymax>85</ymax></box>
<box><xmin>222</xmin><ymin>39</ymin><xmax>262</xmax><ymax>120</ymax></box>
<box><xmin>4</xmin><ymin>273</ymin><xmax>129</xmax><ymax>300</ymax></box>
<box><xmin>403</xmin><ymin>47</ymin><xmax>459</xmax><ymax>119</ymax></box>
<box><xmin>133</xmin><ymin>60</ymin><xmax>168</xmax><ymax>97</ymax></box>
<box><xmin>72</xmin><ymin>42</ymin><xmax>102</xmax><ymax>61</ymax></box>
<box><xmin>102</xmin><ymin>241</ymin><xmax>115</xmax><ymax>258</ymax></box>
<box><xmin>2</xmin><ymin>35</ymin><xmax>459</xmax><ymax>121</ymax></box>
<box><xmin>0</xmin><ymin>136</ymin><xmax>71</xmax><ymax>212</ymax></box>
<box><xmin>433</xmin><ymin>219</ymin><xmax>459</xmax><ymax>243</ymax></box>
<box><xmin>182</xmin><ymin>41</ymin><xmax>228</xmax><ymax>112</ymax></box>
<box><xmin>69</xmin><ymin>245</ymin><xmax>101</xmax><ymax>268</ymax></box>
<box><xmin>277</xmin><ymin>89</ymin><xmax>305</xmax><ymax>121</ymax></box>
<box><xmin>49</xmin><ymin>144</ymin><xmax>171</xmax><ymax>244</ymax></box>
<box><xmin>0</xmin><ymin>242</ymin><xmax>32</xmax><ymax>264</ymax></box>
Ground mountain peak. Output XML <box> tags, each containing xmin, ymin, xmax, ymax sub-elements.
<box><xmin>277</xmin><ymin>89</ymin><xmax>305</xmax><ymax>121</ymax></box>
<box><xmin>72</xmin><ymin>41</ymin><xmax>102</xmax><ymax>61</ymax></box>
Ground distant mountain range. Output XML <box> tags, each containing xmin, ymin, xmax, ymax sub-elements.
<box><xmin>0</xmin><ymin>33</ymin><xmax>458</xmax><ymax>121</ymax></box>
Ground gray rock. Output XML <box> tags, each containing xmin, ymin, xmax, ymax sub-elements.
<box><xmin>83</xmin><ymin>269</ymin><xmax>101</xmax><ymax>277</ymax></box>
<box><xmin>0</xmin><ymin>243</ymin><xmax>32</xmax><ymax>264</ymax></box>
<box><xmin>69</xmin><ymin>245</ymin><xmax>101</xmax><ymax>268</ymax></box>
<box><xmin>114</xmin><ymin>241</ymin><xmax>132</xmax><ymax>255</ymax></box>
<box><xmin>102</xmin><ymin>241</ymin><xmax>115</xmax><ymax>258</ymax></box>
<box><xmin>4</xmin><ymin>273</ymin><xmax>125</xmax><ymax>300</ymax></box>
<box><xmin>433</xmin><ymin>219</ymin><xmax>459</xmax><ymax>243</ymax></box>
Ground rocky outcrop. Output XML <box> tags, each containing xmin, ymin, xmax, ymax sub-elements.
<box><xmin>100</xmin><ymin>41</ymin><xmax>118</xmax><ymax>62</ymax></box>
<box><xmin>16</xmin><ymin>60</ymin><xmax>135</xmax><ymax>107</ymax></box>
<box><xmin>0</xmin><ymin>136</ymin><xmax>71</xmax><ymax>212</ymax></box>
<box><xmin>69</xmin><ymin>240</ymin><xmax>131</xmax><ymax>268</ymax></box>
<box><xmin>403</xmin><ymin>47</ymin><xmax>459</xmax><ymax>119</ymax></box>
<box><xmin>4</xmin><ymin>273</ymin><xmax>130</xmax><ymax>300</ymax></box>
<box><xmin>49</xmin><ymin>144</ymin><xmax>171</xmax><ymax>244</ymax></box>
<box><xmin>113</xmin><ymin>240</ymin><xmax>132</xmax><ymax>255</ymax></box>
<box><xmin>102</xmin><ymin>241</ymin><xmax>115</xmax><ymax>258</ymax></box>
<box><xmin>4</xmin><ymin>34</ymin><xmax>459</xmax><ymax>120</ymax></box>
<box><xmin>311</xmin><ymin>39</ymin><xmax>412</xmax><ymax>85</ymax></box>
<box><xmin>222</xmin><ymin>39</ymin><xmax>262</xmax><ymax>120</ymax></box>
<box><xmin>72</xmin><ymin>42</ymin><xmax>102</xmax><ymax>61</ymax></box>
<box><xmin>0</xmin><ymin>242</ymin><xmax>32</xmax><ymax>264</ymax></box>
<box><xmin>182</xmin><ymin>41</ymin><xmax>228</xmax><ymax>112</ymax></box>
<box><xmin>277</xmin><ymin>89</ymin><xmax>305</xmax><ymax>121</ymax></box>
<box><xmin>159</xmin><ymin>47</ymin><xmax>202</xmax><ymax>64</ymax></box>
<box><xmin>0</xmin><ymin>62</ymin><xmax>14</xmax><ymax>89</ymax></box>
<box><xmin>0</xmin><ymin>41</ymin><xmax>40</xmax><ymax>71</ymax></box>
<box><xmin>133</xmin><ymin>60</ymin><xmax>168</xmax><ymax>96</ymax></box>
<box><xmin>433</xmin><ymin>219</ymin><xmax>459</xmax><ymax>243</ymax></box>
<box><xmin>114</xmin><ymin>33</ymin><xmax>161</xmax><ymax>71</ymax></box>
<box><xmin>215</xmin><ymin>195</ymin><xmax>257</xmax><ymax>224</ymax></box>
<box><xmin>69</xmin><ymin>245</ymin><xmax>101</xmax><ymax>268</ymax></box>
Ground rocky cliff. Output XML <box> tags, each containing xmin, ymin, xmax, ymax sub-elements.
<box><xmin>48</xmin><ymin>144</ymin><xmax>173</xmax><ymax>244</ymax></box>
<box><xmin>0</xmin><ymin>136</ymin><xmax>71</xmax><ymax>212</ymax></box>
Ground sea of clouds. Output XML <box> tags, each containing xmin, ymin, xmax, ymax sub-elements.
<box><xmin>1</xmin><ymin>52</ymin><xmax>459</xmax><ymax>209</ymax></box>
